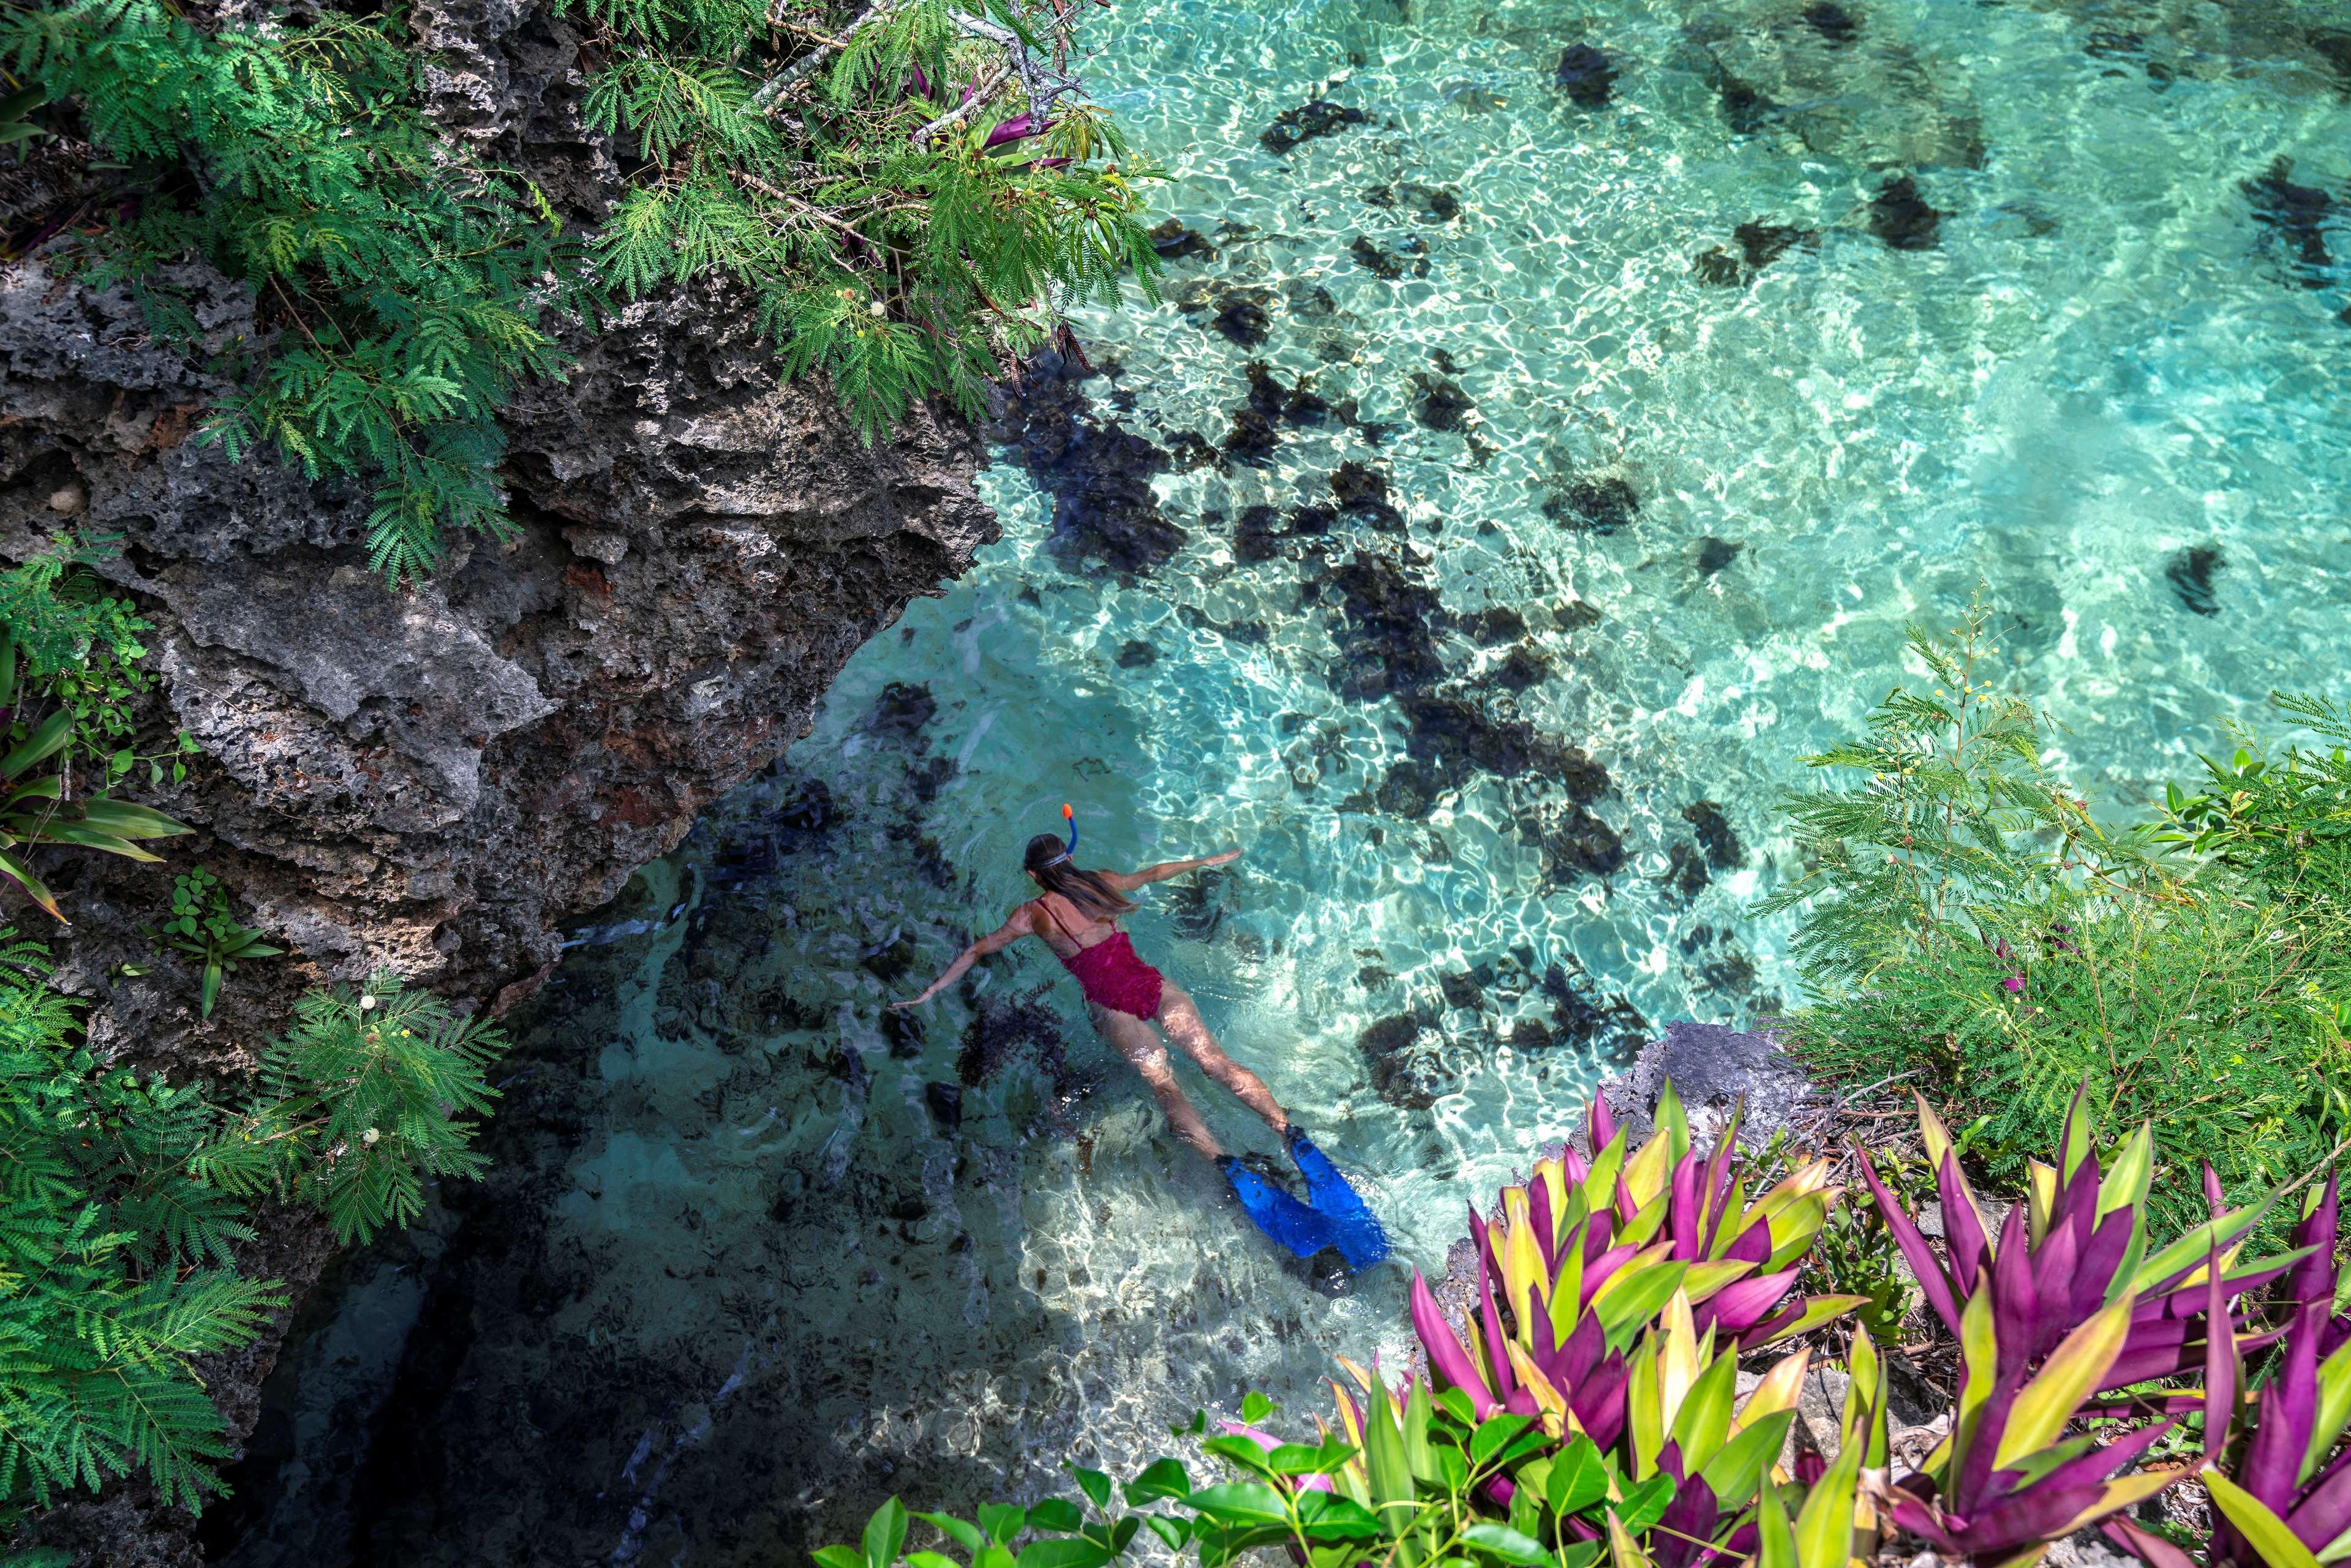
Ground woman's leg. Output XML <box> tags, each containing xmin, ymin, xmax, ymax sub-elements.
<box><xmin>1092</xmin><ymin>1001</ymin><xmax>1224</xmax><ymax>1161</ymax></box>
<box><xmin>1156</xmin><ymin>983</ymin><xmax>1290</xmax><ymax>1137</ymax></box>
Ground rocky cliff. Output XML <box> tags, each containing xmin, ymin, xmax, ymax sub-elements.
<box><xmin>0</xmin><ymin>0</ymin><xmax>998</xmax><ymax>1553</ymax></box>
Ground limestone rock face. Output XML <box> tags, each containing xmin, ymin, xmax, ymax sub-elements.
<box><xmin>0</xmin><ymin>0</ymin><xmax>996</xmax><ymax>1551</ymax></box>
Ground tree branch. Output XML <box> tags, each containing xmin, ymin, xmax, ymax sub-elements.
<box><xmin>751</xmin><ymin>0</ymin><xmax>895</xmax><ymax>110</ymax></box>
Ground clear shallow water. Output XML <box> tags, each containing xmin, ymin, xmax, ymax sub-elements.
<box><xmin>220</xmin><ymin>1</ymin><xmax>2351</xmax><ymax>1562</ymax></box>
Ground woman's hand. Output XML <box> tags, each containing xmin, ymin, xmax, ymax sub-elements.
<box><xmin>889</xmin><ymin>990</ymin><xmax>935</xmax><ymax>1012</ymax></box>
<box><xmin>1202</xmin><ymin>849</ymin><xmax>1243</xmax><ymax>867</ymax></box>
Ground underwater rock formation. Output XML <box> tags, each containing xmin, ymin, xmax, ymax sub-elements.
<box><xmin>1554</xmin><ymin>43</ymin><xmax>1619</xmax><ymax>109</ymax></box>
<box><xmin>1260</xmin><ymin>99</ymin><xmax>1369</xmax><ymax>155</ymax></box>
<box><xmin>2164</xmin><ymin>544</ymin><xmax>2225</xmax><ymax>616</ymax></box>
<box><xmin>1868</xmin><ymin>174</ymin><xmax>1946</xmax><ymax>250</ymax></box>
<box><xmin>990</xmin><ymin>352</ymin><xmax>1187</xmax><ymax>574</ymax></box>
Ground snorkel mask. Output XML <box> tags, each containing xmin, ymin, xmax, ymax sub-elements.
<box><xmin>1040</xmin><ymin>803</ymin><xmax>1076</xmax><ymax>868</ymax></box>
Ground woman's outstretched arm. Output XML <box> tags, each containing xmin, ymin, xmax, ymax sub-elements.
<box><xmin>1106</xmin><ymin>848</ymin><xmax>1242</xmax><ymax>891</ymax></box>
<box><xmin>891</xmin><ymin>907</ymin><xmax>1036</xmax><ymax>1009</ymax></box>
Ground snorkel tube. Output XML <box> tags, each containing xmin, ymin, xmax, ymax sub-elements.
<box><xmin>1040</xmin><ymin>805</ymin><xmax>1078</xmax><ymax>868</ymax></box>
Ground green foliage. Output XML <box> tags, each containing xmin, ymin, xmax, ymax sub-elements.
<box><xmin>3</xmin><ymin>0</ymin><xmax>589</xmax><ymax>582</ymax></box>
<box><xmin>7</xmin><ymin>0</ymin><xmax>1159</xmax><ymax>584</ymax></box>
<box><xmin>567</xmin><ymin>0</ymin><xmax>1160</xmax><ymax>441</ymax></box>
<box><xmin>151</xmin><ymin>868</ymin><xmax>282</xmax><ymax>1019</ymax></box>
<box><xmin>199</xmin><ymin>972</ymin><xmax>510</xmax><ymax>1244</ymax></box>
<box><xmin>0</xmin><ymin>547</ymin><xmax>194</xmax><ymax>921</ymax></box>
<box><xmin>0</xmin><ymin>938</ymin><xmax>513</xmax><ymax>1526</ymax></box>
<box><xmin>1766</xmin><ymin>603</ymin><xmax>2351</xmax><ymax>1232</ymax></box>
<box><xmin>0</xmin><ymin>932</ymin><xmax>280</xmax><ymax>1523</ymax></box>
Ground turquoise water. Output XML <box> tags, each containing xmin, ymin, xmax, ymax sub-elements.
<box><xmin>220</xmin><ymin>1</ymin><xmax>2351</xmax><ymax>1562</ymax></box>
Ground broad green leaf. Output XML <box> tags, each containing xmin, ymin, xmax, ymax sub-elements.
<box><xmin>1995</xmin><ymin>1292</ymin><xmax>2134</xmax><ymax>1470</ymax></box>
<box><xmin>865</xmin><ymin>1498</ymin><xmax>911</xmax><ymax>1568</ymax></box>
<box><xmin>1143</xmin><ymin>1517</ymin><xmax>1190</xmax><ymax>1553</ymax></box>
<box><xmin>1124</xmin><ymin>1458</ymin><xmax>1191</xmax><ymax>1505</ymax></box>
<box><xmin>75</xmin><ymin>799</ymin><xmax>192</xmax><ymax>838</ymax></box>
<box><xmin>1596</xmin><ymin>1262</ymin><xmax>1690</xmax><ymax>1347</ymax></box>
<box><xmin>1294</xmin><ymin>1492</ymin><xmax>1385</xmax><ymax>1541</ymax></box>
<box><xmin>909</xmin><ymin>1553</ymin><xmax>963</xmax><ymax>1568</ymax></box>
<box><xmin>1667</xmin><ymin>1349</ymin><xmax>1738</xmax><ymax>1472</ymax></box>
<box><xmin>814</xmin><ymin>1547</ymin><xmax>866</xmax><ymax>1568</ymax></box>
<box><xmin>1696</xmin><ymin>1410</ymin><xmax>1793</xmax><ymax>1508</ymax></box>
<box><xmin>1187</xmin><ymin>1483</ymin><xmax>1291</xmax><ymax>1527</ymax></box>
<box><xmin>1241</xmin><ymin>1392</ymin><xmax>1277</xmax><ymax>1424</ymax></box>
<box><xmin>1755</xmin><ymin>1480</ymin><xmax>1796</xmax><ymax>1568</ymax></box>
<box><xmin>1</xmin><ymin>710</ymin><xmax>73</xmax><ymax>778</ymax></box>
<box><xmin>1028</xmin><ymin>1499</ymin><xmax>1085</xmax><ymax>1534</ymax></box>
<box><xmin>1464</xmin><ymin>1525</ymin><xmax>1551</xmax><ymax>1566</ymax></box>
<box><xmin>1755</xmin><ymin>1296</ymin><xmax>1868</xmax><ymax>1348</ymax></box>
<box><xmin>1404</xmin><ymin>1379</ymin><xmax>1438</xmax><ymax>1485</ymax></box>
<box><xmin>1437</xmin><ymin>1387</ymin><xmax>1480</xmax><ymax>1428</ymax></box>
<box><xmin>1471</xmin><ymin>1414</ymin><xmax>1535</xmax><ymax>1469</ymax></box>
<box><xmin>1545</xmin><ymin>1435</ymin><xmax>1609</xmax><ymax>1518</ymax></box>
<box><xmin>1791</xmin><ymin>1414</ymin><xmax>1863</xmax><ymax>1568</ymax></box>
<box><xmin>1067</xmin><ymin>1466</ymin><xmax>1112</xmax><ymax>1512</ymax></box>
<box><xmin>2307</xmin><ymin>1339</ymin><xmax>2351</xmax><ymax>1485</ymax></box>
<box><xmin>1202</xmin><ymin>1433</ymin><xmax>1280</xmax><ymax>1480</ymax></box>
<box><xmin>0</xmin><ymin>847</ymin><xmax>64</xmax><ymax>922</ymax></box>
<box><xmin>915</xmin><ymin>1514</ymin><xmax>984</xmax><ymax>1553</ymax></box>
<box><xmin>980</xmin><ymin>1504</ymin><xmax>1027</xmax><ymax>1544</ymax></box>
<box><xmin>2205</xmin><ymin>1471</ymin><xmax>2324</xmax><ymax>1568</ymax></box>
<box><xmin>1015</xmin><ymin>1539</ymin><xmax>1112</xmax><ymax>1568</ymax></box>
<box><xmin>1609</xmin><ymin>1475</ymin><xmax>1675</xmax><ymax>1537</ymax></box>
<box><xmin>1557</xmin><ymin>1543</ymin><xmax>1603</xmax><ymax>1568</ymax></box>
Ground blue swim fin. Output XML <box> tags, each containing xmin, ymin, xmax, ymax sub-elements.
<box><xmin>1286</xmin><ymin>1127</ymin><xmax>1391</xmax><ymax>1269</ymax></box>
<box><xmin>1221</xmin><ymin>1157</ymin><xmax>1341</xmax><ymax>1259</ymax></box>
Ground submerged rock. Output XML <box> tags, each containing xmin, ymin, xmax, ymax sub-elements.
<box><xmin>2165</xmin><ymin>544</ymin><xmax>2225</xmax><ymax>615</ymax></box>
<box><xmin>1554</xmin><ymin>43</ymin><xmax>1619</xmax><ymax>108</ymax></box>
<box><xmin>1244</xmin><ymin>361</ymin><xmax>1333</xmax><ymax>425</ymax></box>
<box><xmin>1410</xmin><ymin>373</ymin><xmax>1474</xmax><ymax>430</ymax></box>
<box><xmin>1352</xmin><ymin>234</ymin><xmax>1431</xmax><ymax>280</ymax></box>
<box><xmin>1695</xmin><ymin>536</ymin><xmax>1743</xmax><ymax>576</ymax></box>
<box><xmin>1544</xmin><ymin>476</ymin><xmax>1639</xmax><ymax>534</ymax></box>
<box><xmin>1357</xmin><ymin>1013</ymin><xmax>1448</xmax><ymax>1110</ymax></box>
<box><xmin>1222</xmin><ymin>407</ymin><xmax>1284</xmax><ymax>465</ymax></box>
<box><xmin>1683</xmin><ymin>800</ymin><xmax>1744</xmax><ymax>869</ymax></box>
<box><xmin>1213</xmin><ymin>296</ymin><xmax>1274</xmax><ymax>345</ymax></box>
<box><xmin>1737</xmin><ymin>220</ymin><xmax>1816</xmax><ymax>270</ymax></box>
<box><xmin>1320</xmin><ymin>550</ymin><xmax>1447</xmax><ymax>695</ymax></box>
<box><xmin>1234</xmin><ymin>504</ymin><xmax>1287</xmax><ymax>563</ymax></box>
<box><xmin>1541</xmin><ymin>961</ymin><xmax>1648</xmax><ymax>1061</ymax></box>
<box><xmin>1364</xmin><ymin>181</ymin><xmax>1463</xmax><ymax>223</ymax></box>
<box><xmin>1148</xmin><ymin>219</ymin><xmax>1219</xmax><ymax>261</ymax></box>
<box><xmin>1115</xmin><ymin>639</ymin><xmax>1159</xmax><ymax>668</ymax></box>
<box><xmin>1330</xmin><ymin>460</ymin><xmax>1407</xmax><ymax>531</ymax></box>
<box><xmin>1260</xmin><ymin>100</ymin><xmax>1369</xmax><ymax>154</ymax></box>
<box><xmin>864</xmin><ymin>680</ymin><xmax>937</xmax><ymax>742</ymax></box>
<box><xmin>1801</xmin><ymin>2</ymin><xmax>1860</xmax><ymax>47</ymax></box>
<box><xmin>993</xmin><ymin>351</ymin><xmax>1189</xmax><ymax>575</ymax></box>
<box><xmin>2243</xmin><ymin>157</ymin><xmax>2335</xmax><ymax>283</ymax></box>
<box><xmin>1868</xmin><ymin>174</ymin><xmax>1946</xmax><ymax>250</ymax></box>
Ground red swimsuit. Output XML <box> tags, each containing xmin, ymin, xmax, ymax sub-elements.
<box><xmin>1040</xmin><ymin>898</ymin><xmax>1165</xmax><ymax>1020</ymax></box>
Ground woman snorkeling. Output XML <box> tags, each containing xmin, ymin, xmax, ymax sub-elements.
<box><xmin>892</xmin><ymin>808</ymin><xmax>1388</xmax><ymax>1267</ymax></box>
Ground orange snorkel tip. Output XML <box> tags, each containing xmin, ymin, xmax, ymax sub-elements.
<box><xmin>1061</xmin><ymin>803</ymin><xmax>1077</xmax><ymax>856</ymax></box>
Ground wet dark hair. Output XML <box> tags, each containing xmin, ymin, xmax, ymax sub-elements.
<box><xmin>1024</xmin><ymin>833</ymin><xmax>1135</xmax><ymax>919</ymax></box>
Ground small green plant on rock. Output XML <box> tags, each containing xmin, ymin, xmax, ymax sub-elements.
<box><xmin>0</xmin><ymin>549</ymin><xmax>193</xmax><ymax>920</ymax></box>
<box><xmin>199</xmin><ymin>973</ymin><xmax>511</xmax><ymax>1244</ymax></box>
<box><xmin>154</xmin><ymin>867</ymin><xmax>282</xmax><ymax>1018</ymax></box>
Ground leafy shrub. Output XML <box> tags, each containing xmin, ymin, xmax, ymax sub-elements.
<box><xmin>822</xmin><ymin>1085</ymin><xmax>2347</xmax><ymax>1568</ymax></box>
<box><xmin>1764</xmin><ymin>603</ymin><xmax>2351</xmax><ymax>1231</ymax></box>
<box><xmin>0</xmin><ymin>548</ymin><xmax>193</xmax><ymax>919</ymax></box>
<box><xmin>3</xmin><ymin>0</ymin><xmax>588</xmax><ymax>582</ymax></box>
<box><xmin>198</xmin><ymin>972</ymin><xmax>510</xmax><ymax>1244</ymax></box>
<box><xmin>0</xmin><ymin>939</ymin><xmax>511</xmax><ymax>1525</ymax></box>
<box><xmin>0</xmin><ymin>931</ymin><xmax>280</xmax><ymax>1521</ymax></box>
<box><xmin>7</xmin><ymin>0</ymin><xmax>1158</xmax><ymax>581</ymax></box>
<box><xmin>567</xmin><ymin>0</ymin><xmax>1159</xmax><ymax>441</ymax></box>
